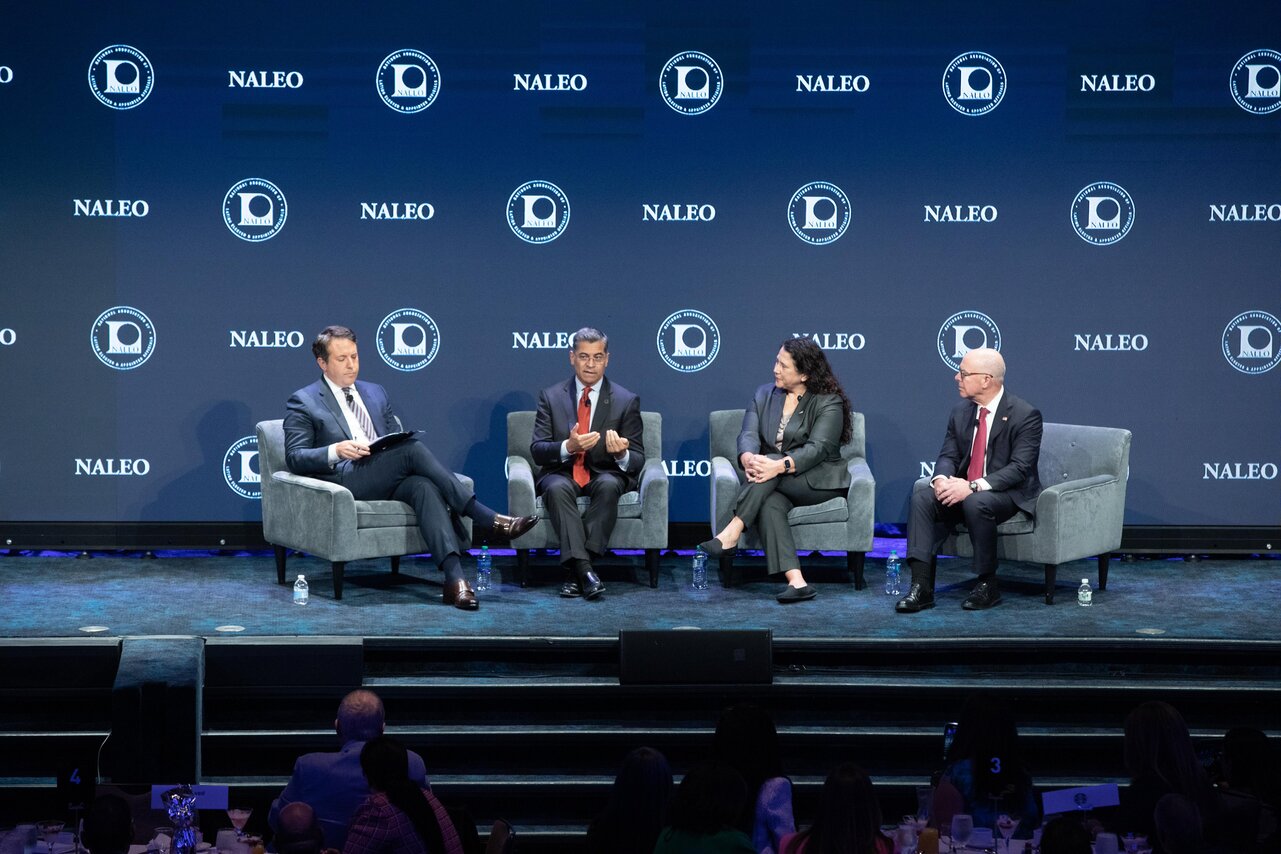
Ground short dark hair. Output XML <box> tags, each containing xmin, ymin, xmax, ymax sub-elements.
<box><xmin>571</xmin><ymin>327</ymin><xmax>607</xmax><ymax>351</ymax></box>
<box><xmin>313</xmin><ymin>325</ymin><xmax>357</xmax><ymax>360</ymax></box>
<box><xmin>82</xmin><ymin>794</ymin><xmax>133</xmax><ymax>854</ymax></box>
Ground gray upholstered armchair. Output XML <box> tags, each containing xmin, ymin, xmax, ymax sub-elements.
<box><xmin>505</xmin><ymin>410</ymin><xmax>668</xmax><ymax>587</ymax></box>
<box><xmin>256</xmin><ymin>419</ymin><xmax>473</xmax><ymax>600</ymax></box>
<box><xmin>709</xmin><ymin>409</ymin><xmax>875</xmax><ymax>588</ymax></box>
<box><xmin>911</xmin><ymin>422</ymin><xmax>1131</xmax><ymax>604</ymax></box>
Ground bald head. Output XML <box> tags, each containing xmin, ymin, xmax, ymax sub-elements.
<box><xmin>275</xmin><ymin>802</ymin><xmax>323</xmax><ymax>854</ymax></box>
<box><xmin>956</xmin><ymin>347</ymin><xmax>1005</xmax><ymax>405</ymax></box>
<box><xmin>278</xmin><ymin>803</ymin><xmax>316</xmax><ymax>836</ymax></box>
<box><xmin>335</xmin><ymin>689</ymin><xmax>384</xmax><ymax>744</ymax></box>
<box><xmin>966</xmin><ymin>347</ymin><xmax>1005</xmax><ymax>379</ymax></box>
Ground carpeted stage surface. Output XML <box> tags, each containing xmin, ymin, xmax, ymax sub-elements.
<box><xmin>2</xmin><ymin>544</ymin><xmax>1276</xmax><ymax>641</ymax></box>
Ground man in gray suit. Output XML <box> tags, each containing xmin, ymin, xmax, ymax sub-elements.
<box><xmin>267</xmin><ymin>690</ymin><xmax>427</xmax><ymax>850</ymax></box>
<box><xmin>896</xmin><ymin>347</ymin><xmax>1042</xmax><ymax>612</ymax></box>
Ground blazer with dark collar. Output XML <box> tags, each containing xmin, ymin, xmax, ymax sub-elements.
<box><xmin>932</xmin><ymin>390</ymin><xmax>1043</xmax><ymax>514</ymax></box>
<box><xmin>530</xmin><ymin>376</ymin><xmax>645</xmax><ymax>492</ymax></box>
<box><xmin>283</xmin><ymin>378</ymin><xmax>400</xmax><ymax>480</ymax></box>
<box><xmin>737</xmin><ymin>383</ymin><xmax>852</xmax><ymax>491</ymax></box>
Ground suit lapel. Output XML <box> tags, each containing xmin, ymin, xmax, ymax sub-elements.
<box><xmin>561</xmin><ymin>378</ymin><xmax>580</xmax><ymax>431</ymax></box>
<box><xmin>985</xmin><ymin>393</ymin><xmax>1014</xmax><ymax>464</ymax></box>
<box><xmin>590</xmin><ymin>378</ymin><xmax>613</xmax><ymax>434</ymax></box>
<box><xmin>957</xmin><ymin>401</ymin><xmax>978</xmax><ymax>470</ymax></box>
<box><xmin>780</xmin><ymin>393</ymin><xmax>810</xmax><ymax>450</ymax></box>
<box><xmin>318</xmin><ymin>380</ymin><xmax>353</xmax><ymax>441</ymax></box>
<box><xmin>765</xmin><ymin>388</ymin><xmax>785</xmax><ymax>450</ymax></box>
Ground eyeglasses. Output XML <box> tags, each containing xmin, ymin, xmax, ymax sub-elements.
<box><xmin>957</xmin><ymin>370</ymin><xmax>992</xmax><ymax>379</ymax></box>
<box><xmin>574</xmin><ymin>353</ymin><xmax>607</xmax><ymax>364</ymax></box>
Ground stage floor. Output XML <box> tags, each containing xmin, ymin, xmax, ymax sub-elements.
<box><xmin>2</xmin><ymin>545</ymin><xmax>1276</xmax><ymax>643</ymax></box>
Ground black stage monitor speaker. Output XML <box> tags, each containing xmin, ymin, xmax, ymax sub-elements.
<box><xmin>619</xmin><ymin>629</ymin><xmax>772</xmax><ymax>685</ymax></box>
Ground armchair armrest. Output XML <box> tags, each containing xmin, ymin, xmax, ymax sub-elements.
<box><xmin>843</xmin><ymin>456</ymin><xmax>876</xmax><ymax>551</ymax></box>
<box><xmin>710</xmin><ymin>456</ymin><xmax>741</xmax><ymax>534</ymax></box>
<box><xmin>506</xmin><ymin>456</ymin><xmax>537</xmax><ymax>516</ymax></box>
<box><xmin>638</xmin><ymin>457</ymin><xmax>668</xmax><ymax>507</ymax></box>
<box><xmin>264</xmin><ymin>471</ymin><xmax>358</xmax><ymax>553</ymax></box>
<box><xmin>1032</xmin><ymin>474</ymin><xmax>1126</xmax><ymax>562</ymax></box>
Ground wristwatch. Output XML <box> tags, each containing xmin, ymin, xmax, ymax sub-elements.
<box><xmin>968</xmin><ymin>480</ymin><xmax>979</xmax><ymax>492</ymax></box>
<box><xmin>783</xmin><ymin>458</ymin><xmax>793</xmax><ymax>473</ymax></box>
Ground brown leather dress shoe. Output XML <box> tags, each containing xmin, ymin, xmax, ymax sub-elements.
<box><xmin>443</xmin><ymin>578</ymin><xmax>479</xmax><ymax>610</ymax></box>
<box><xmin>492</xmin><ymin>513</ymin><xmax>538</xmax><ymax>540</ymax></box>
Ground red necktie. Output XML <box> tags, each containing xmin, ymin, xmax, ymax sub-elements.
<box><xmin>967</xmin><ymin>407</ymin><xmax>989</xmax><ymax>482</ymax></box>
<box><xmin>573</xmin><ymin>385</ymin><xmax>593</xmax><ymax>487</ymax></box>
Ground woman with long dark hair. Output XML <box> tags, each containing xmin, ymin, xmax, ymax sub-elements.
<box><xmin>1119</xmin><ymin>701</ymin><xmax>1218</xmax><ymax>850</ymax></box>
<box><xmin>653</xmin><ymin>762</ymin><xmax>756</xmax><ymax>854</ymax></box>
<box><xmin>585</xmin><ymin>746</ymin><xmax>674</xmax><ymax>854</ymax></box>
<box><xmin>713</xmin><ymin>705</ymin><xmax>794</xmax><ymax>854</ymax></box>
<box><xmin>700</xmin><ymin>338</ymin><xmax>854</xmax><ymax>603</ymax></box>
<box><xmin>778</xmin><ymin>764</ymin><xmax>893</xmax><ymax>854</ymax></box>
<box><xmin>931</xmin><ymin>695</ymin><xmax>1040</xmax><ymax>839</ymax></box>
<box><xmin>343</xmin><ymin>736</ymin><xmax>463</xmax><ymax>854</ymax></box>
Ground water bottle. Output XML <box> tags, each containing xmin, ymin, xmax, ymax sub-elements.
<box><xmin>1077</xmin><ymin>577</ymin><xmax>1093</xmax><ymax>607</ymax></box>
<box><xmin>293</xmin><ymin>574</ymin><xmax>309</xmax><ymax>605</ymax></box>
<box><xmin>476</xmin><ymin>544</ymin><xmax>492</xmax><ymax>592</ymax></box>
<box><xmin>885</xmin><ymin>550</ymin><xmax>902</xmax><ymax>595</ymax></box>
<box><xmin>691</xmin><ymin>550</ymin><xmax>709</xmax><ymax>590</ymax></box>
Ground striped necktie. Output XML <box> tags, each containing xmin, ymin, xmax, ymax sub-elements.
<box><xmin>342</xmin><ymin>387</ymin><xmax>379</xmax><ymax>441</ymax></box>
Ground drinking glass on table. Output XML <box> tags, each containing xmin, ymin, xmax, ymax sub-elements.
<box><xmin>36</xmin><ymin>820</ymin><xmax>64</xmax><ymax>854</ymax></box>
<box><xmin>996</xmin><ymin>814</ymin><xmax>1019</xmax><ymax>852</ymax></box>
<box><xmin>898</xmin><ymin>821</ymin><xmax>920</xmax><ymax>853</ymax></box>
<box><xmin>150</xmin><ymin>826</ymin><xmax>174</xmax><ymax>854</ymax></box>
<box><xmin>950</xmin><ymin>814</ymin><xmax>973</xmax><ymax>852</ymax></box>
<box><xmin>215</xmin><ymin>827</ymin><xmax>239</xmax><ymax>853</ymax></box>
<box><xmin>227</xmin><ymin>808</ymin><xmax>252</xmax><ymax>839</ymax></box>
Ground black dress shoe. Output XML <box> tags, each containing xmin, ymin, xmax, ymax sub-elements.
<box><xmin>442</xmin><ymin>579</ymin><xmax>479</xmax><ymax>611</ymax></box>
<box><xmin>559</xmin><ymin>579</ymin><xmax>582</xmax><ymax>598</ymax></box>
<box><xmin>492</xmin><ymin>513</ymin><xmax>538</xmax><ymax>539</ymax></box>
<box><xmin>580</xmin><ymin>571</ymin><xmax>606</xmax><ymax>600</ymax></box>
<box><xmin>895</xmin><ymin>582</ymin><xmax>935</xmax><ymax>613</ymax></box>
<box><xmin>776</xmin><ymin>585</ymin><xmax>817</xmax><ymax>603</ymax></box>
<box><xmin>962</xmin><ymin>579</ymin><xmax>1002</xmax><ymax>610</ymax></box>
<box><xmin>697</xmin><ymin>538</ymin><xmax>736</xmax><ymax>558</ymax></box>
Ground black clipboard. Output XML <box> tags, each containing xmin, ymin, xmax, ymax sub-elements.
<box><xmin>368</xmin><ymin>430</ymin><xmax>418</xmax><ymax>453</ymax></box>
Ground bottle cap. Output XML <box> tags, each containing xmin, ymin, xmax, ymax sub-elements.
<box><xmin>298</xmin><ymin>574</ymin><xmax>306</xmax><ymax>580</ymax></box>
<box><xmin>1081</xmin><ymin>578</ymin><xmax>1088</xmax><ymax>584</ymax></box>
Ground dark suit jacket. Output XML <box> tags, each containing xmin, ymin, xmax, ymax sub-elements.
<box><xmin>932</xmin><ymin>390</ymin><xmax>1043</xmax><ymax>514</ymax></box>
<box><xmin>267</xmin><ymin>739</ymin><xmax>428</xmax><ymax>850</ymax></box>
<box><xmin>530</xmin><ymin>376</ymin><xmax>645</xmax><ymax>492</ymax></box>
<box><xmin>283</xmin><ymin>378</ymin><xmax>400</xmax><ymax>480</ymax></box>
<box><xmin>737</xmin><ymin>383</ymin><xmax>852</xmax><ymax>491</ymax></box>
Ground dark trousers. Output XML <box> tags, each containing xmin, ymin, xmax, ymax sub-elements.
<box><xmin>906</xmin><ymin>485</ymin><xmax>1019</xmax><ymax>587</ymax></box>
<box><xmin>734</xmin><ymin>475</ymin><xmax>844</xmax><ymax>576</ymax></box>
<box><xmin>338</xmin><ymin>439</ymin><xmax>473</xmax><ymax>566</ymax></box>
<box><xmin>538</xmin><ymin>471</ymin><xmax>626</xmax><ymax>567</ymax></box>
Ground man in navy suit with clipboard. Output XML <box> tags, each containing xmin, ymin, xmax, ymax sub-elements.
<box><xmin>284</xmin><ymin>325</ymin><xmax>536</xmax><ymax>610</ymax></box>
<box><xmin>897</xmin><ymin>347</ymin><xmax>1043</xmax><ymax>613</ymax></box>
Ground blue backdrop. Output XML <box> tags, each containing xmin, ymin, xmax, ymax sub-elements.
<box><xmin>1</xmin><ymin>1</ymin><xmax>1278</xmax><ymax>530</ymax></box>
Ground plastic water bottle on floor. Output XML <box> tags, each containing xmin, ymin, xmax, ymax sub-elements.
<box><xmin>476</xmin><ymin>544</ymin><xmax>492</xmax><ymax>591</ymax></box>
<box><xmin>885</xmin><ymin>550</ymin><xmax>902</xmax><ymax>595</ymax></box>
<box><xmin>1077</xmin><ymin>577</ymin><xmax>1093</xmax><ymax>606</ymax></box>
<box><xmin>691</xmin><ymin>550</ymin><xmax>709</xmax><ymax>590</ymax></box>
<box><xmin>293</xmin><ymin>574</ymin><xmax>309</xmax><ymax>605</ymax></box>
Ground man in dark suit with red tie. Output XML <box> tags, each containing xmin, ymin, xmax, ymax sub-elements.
<box><xmin>530</xmin><ymin>328</ymin><xmax>645</xmax><ymax>600</ymax></box>
<box><xmin>897</xmin><ymin>347</ymin><xmax>1042</xmax><ymax>612</ymax></box>
<box><xmin>283</xmin><ymin>325</ymin><xmax>536</xmax><ymax>610</ymax></box>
